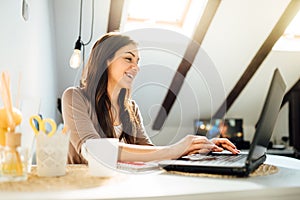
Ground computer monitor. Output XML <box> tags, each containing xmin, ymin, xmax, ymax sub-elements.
<box><xmin>194</xmin><ymin>118</ymin><xmax>244</xmax><ymax>145</ymax></box>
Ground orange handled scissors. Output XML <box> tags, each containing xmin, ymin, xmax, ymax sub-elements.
<box><xmin>29</xmin><ymin>115</ymin><xmax>57</xmax><ymax>137</ymax></box>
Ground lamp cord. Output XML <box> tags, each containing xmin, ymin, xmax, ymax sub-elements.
<box><xmin>83</xmin><ymin>0</ymin><xmax>94</xmax><ymax>46</ymax></box>
<box><xmin>77</xmin><ymin>0</ymin><xmax>95</xmax><ymax>86</ymax></box>
<box><xmin>78</xmin><ymin>0</ymin><xmax>83</xmax><ymax>37</ymax></box>
<box><xmin>81</xmin><ymin>0</ymin><xmax>95</xmax><ymax>66</ymax></box>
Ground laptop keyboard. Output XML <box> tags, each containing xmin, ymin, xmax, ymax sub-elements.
<box><xmin>182</xmin><ymin>153</ymin><xmax>247</xmax><ymax>164</ymax></box>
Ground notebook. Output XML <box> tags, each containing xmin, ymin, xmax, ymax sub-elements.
<box><xmin>117</xmin><ymin>161</ymin><xmax>160</xmax><ymax>172</ymax></box>
<box><xmin>159</xmin><ymin>69</ymin><xmax>286</xmax><ymax>177</ymax></box>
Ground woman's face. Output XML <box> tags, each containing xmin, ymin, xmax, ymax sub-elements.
<box><xmin>107</xmin><ymin>44</ymin><xmax>140</xmax><ymax>90</ymax></box>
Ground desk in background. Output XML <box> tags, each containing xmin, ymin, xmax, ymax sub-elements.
<box><xmin>0</xmin><ymin>155</ymin><xmax>300</xmax><ymax>200</ymax></box>
<box><xmin>267</xmin><ymin>146</ymin><xmax>296</xmax><ymax>158</ymax></box>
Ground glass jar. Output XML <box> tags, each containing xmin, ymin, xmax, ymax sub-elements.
<box><xmin>0</xmin><ymin>132</ymin><xmax>28</xmax><ymax>182</ymax></box>
<box><xmin>0</xmin><ymin>144</ymin><xmax>4</xmax><ymax>180</ymax></box>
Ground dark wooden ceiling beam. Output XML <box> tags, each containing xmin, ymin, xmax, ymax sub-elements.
<box><xmin>213</xmin><ymin>0</ymin><xmax>300</xmax><ymax>118</ymax></box>
<box><xmin>107</xmin><ymin>0</ymin><xmax>124</xmax><ymax>32</ymax></box>
<box><xmin>152</xmin><ymin>0</ymin><xmax>221</xmax><ymax>130</ymax></box>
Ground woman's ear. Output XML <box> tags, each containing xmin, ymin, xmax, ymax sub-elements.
<box><xmin>107</xmin><ymin>59</ymin><xmax>112</xmax><ymax>67</ymax></box>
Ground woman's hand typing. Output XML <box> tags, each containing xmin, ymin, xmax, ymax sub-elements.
<box><xmin>170</xmin><ymin>135</ymin><xmax>240</xmax><ymax>159</ymax></box>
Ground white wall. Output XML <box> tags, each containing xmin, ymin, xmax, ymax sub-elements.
<box><xmin>0</xmin><ymin>0</ymin><xmax>57</xmax><ymax>148</ymax></box>
<box><xmin>24</xmin><ymin>0</ymin><xmax>298</xmax><ymax>147</ymax></box>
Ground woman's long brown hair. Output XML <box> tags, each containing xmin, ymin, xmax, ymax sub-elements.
<box><xmin>81</xmin><ymin>32</ymin><xmax>138</xmax><ymax>143</ymax></box>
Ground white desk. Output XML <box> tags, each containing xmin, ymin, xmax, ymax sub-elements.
<box><xmin>1</xmin><ymin>155</ymin><xmax>300</xmax><ymax>200</ymax></box>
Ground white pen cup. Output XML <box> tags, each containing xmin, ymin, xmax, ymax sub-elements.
<box><xmin>35</xmin><ymin>130</ymin><xmax>70</xmax><ymax>177</ymax></box>
<box><xmin>85</xmin><ymin>138</ymin><xmax>119</xmax><ymax>177</ymax></box>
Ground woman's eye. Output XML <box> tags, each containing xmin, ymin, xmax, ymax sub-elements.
<box><xmin>125</xmin><ymin>57</ymin><xmax>132</xmax><ymax>62</ymax></box>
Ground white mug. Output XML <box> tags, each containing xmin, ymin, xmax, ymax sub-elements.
<box><xmin>85</xmin><ymin>138</ymin><xmax>119</xmax><ymax>177</ymax></box>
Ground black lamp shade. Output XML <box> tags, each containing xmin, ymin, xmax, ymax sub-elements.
<box><xmin>74</xmin><ymin>36</ymin><xmax>82</xmax><ymax>50</ymax></box>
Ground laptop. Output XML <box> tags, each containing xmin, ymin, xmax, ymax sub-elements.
<box><xmin>159</xmin><ymin>69</ymin><xmax>286</xmax><ymax>176</ymax></box>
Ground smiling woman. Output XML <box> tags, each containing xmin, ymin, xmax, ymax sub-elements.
<box><xmin>61</xmin><ymin>32</ymin><xmax>239</xmax><ymax>164</ymax></box>
<box><xmin>107</xmin><ymin>44</ymin><xmax>140</xmax><ymax>92</ymax></box>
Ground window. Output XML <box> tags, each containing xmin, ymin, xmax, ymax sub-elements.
<box><xmin>273</xmin><ymin>10</ymin><xmax>300</xmax><ymax>51</ymax></box>
<box><xmin>121</xmin><ymin>0</ymin><xmax>207</xmax><ymax>37</ymax></box>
